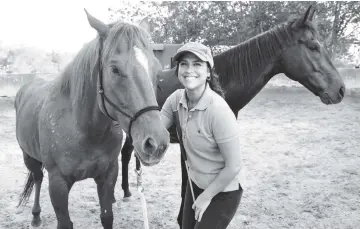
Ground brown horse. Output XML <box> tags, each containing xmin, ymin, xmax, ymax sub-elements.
<box><xmin>14</xmin><ymin>10</ymin><xmax>169</xmax><ymax>229</ymax></box>
<box><xmin>120</xmin><ymin>5</ymin><xmax>345</xmax><ymax>227</ymax></box>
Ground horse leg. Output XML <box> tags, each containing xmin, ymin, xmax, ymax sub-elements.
<box><xmin>110</xmin><ymin>159</ymin><xmax>118</xmax><ymax>204</ymax></box>
<box><xmin>177</xmin><ymin>146</ymin><xmax>188</xmax><ymax>229</ymax></box>
<box><xmin>95</xmin><ymin>161</ymin><xmax>117</xmax><ymax>229</ymax></box>
<box><xmin>121</xmin><ymin>136</ymin><xmax>133</xmax><ymax>200</ymax></box>
<box><xmin>135</xmin><ymin>154</ymin><xmax>141</xmax><ymax>171</ymax></box>
<box><xmin>20</xmin><ymin>152</ymin><xmax>44</xmax><ymax>227</ymax></box>
<box><xmin>48</xmin><ymin>170</ymin><xmax>74</xmax><ymax>229</ymax></box>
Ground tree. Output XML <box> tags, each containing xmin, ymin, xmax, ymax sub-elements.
<box><xmin>149</xmin><ymin>1</ymin><xmax>248</xmax><ymax>51</ymax></box>
<box><xmin>50</xmin><ymin>51</ymin><xmax>61</xmax><ymax>72</ymax></box>
<box><xmin>108</xmin><ymin>1</ymin><xmax>360</xmax><ymax>59</ymax></box>
<box><xmin>108</xmin><ymin>1</ymin><xmax>158</xmax><ymax>24</ymax></box>
<box><xmin>320</xmin><ymin>1</ymin><xmax>360</xmax><ymax>57</ymax></box>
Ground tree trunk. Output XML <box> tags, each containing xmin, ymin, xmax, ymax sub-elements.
<box><xmin>329</xmin><ymin>1</ymin><xmax>341</xmax><ymax>57</ymax></box>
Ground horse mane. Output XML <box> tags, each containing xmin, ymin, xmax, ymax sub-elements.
<box><xmin>214</xmin><ymin>18</ymin><xmax>319</xmax><ymax>87</ymax></box>
<box><xmin>57</xmin><ymin>21</ymin><xmax>151</xmax><ymax>108</ymax></box>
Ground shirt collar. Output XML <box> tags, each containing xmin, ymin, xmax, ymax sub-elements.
<box><xmin>179</xmin><ymin>83</ymin><xmax>213</xmax><ymax>111</ymax></box>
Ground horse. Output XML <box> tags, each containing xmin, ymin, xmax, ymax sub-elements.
<box><xmin>14</xmin><ymin>10</ymin><xmax>169</xmax><ymax>229</ymax></box>
<box><xmin>120</xmin><ymin>5</ymin><xmax>345</xmax><ymax>227</ymax></box>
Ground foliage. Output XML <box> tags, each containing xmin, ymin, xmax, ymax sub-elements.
<box><xmin>2</xmin><ymin>1</ymin><xmax>359</xmax><ymax>74</ymax></box>
<box><xmin>0</xmin><ymin>44</ymin><xmax>73</xmax><ymax>74</ymax></box>
<box><xmin>110</xmin><ymin>1</ymin><xmax>360</xmax><ymax>62</ymax></box>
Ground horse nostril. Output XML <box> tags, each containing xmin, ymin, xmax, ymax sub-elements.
<box><xmin>339</xmin><ymin>86</ymin><xmax>345</xmax><ymax>97</ymax></box>
<box><xmin>157</xmin><ymin>143</ymin><xmax>167</xmax><ymax>155</ymax></box>
<box><xmin>142</xmin><ymin>137</ymin><xmax>157</xmax><ymax>154</ymax></box>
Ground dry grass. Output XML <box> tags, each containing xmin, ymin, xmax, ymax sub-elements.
<box><xmin>0</xmin><ymin>87</ymin><xmax>359</xmax><ymax>229</ymax></box>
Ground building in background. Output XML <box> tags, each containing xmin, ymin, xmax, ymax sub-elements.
<box><xmin>152</xmin><ymin>43</ymin><xmax>182</xmax><ymax>69</ymax></box>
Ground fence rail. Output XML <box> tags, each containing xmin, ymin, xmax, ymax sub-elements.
<box><xmin>1</xmin><ymin>68</ymin><xmax>360</xmax><ymax>89</ymax></box>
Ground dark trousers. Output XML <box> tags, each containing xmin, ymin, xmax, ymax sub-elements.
<box><xmin>182</xmin><ymin>180</ymin><xmax>243</xmax><ymax>229</ymax></box>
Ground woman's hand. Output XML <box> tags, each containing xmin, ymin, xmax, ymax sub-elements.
<box><xmin>192</xmin><ymin>193</ymin><xmax>212</xmax><ymax>222</ymax></box>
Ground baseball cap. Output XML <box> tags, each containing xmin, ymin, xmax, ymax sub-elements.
<box><xmin>173</xmin><ymin>42</ymin><xmax>214</xmax><ymax>68</ymax></box>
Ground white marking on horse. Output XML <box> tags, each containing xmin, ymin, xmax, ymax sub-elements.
<box><xmin>134</xmin><ymin>46</ymin><xmax>151</xmax><ymax>83</ymax></box>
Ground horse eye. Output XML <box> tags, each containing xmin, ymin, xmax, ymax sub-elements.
<box><xmin>309</xmin><ymin>45</ymin><xmax>318</xmax><ymax>52</ymax></box>
<box><xmin>111</xmin><ymin>66</ymin><xmax>120</xmax><ymax>74</ymax></box>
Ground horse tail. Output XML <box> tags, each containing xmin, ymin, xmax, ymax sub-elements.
<box><xmin>17</xmin><ymin>171</ymin><xmax>34</xmax><ymax>207</ymax></box>
<box><xmin>17</xmin><ymin>165</ymin><xmax>44</xmax><ymax>207</ymax></box>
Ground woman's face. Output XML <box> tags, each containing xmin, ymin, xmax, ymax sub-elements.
<box><xmin>177</xmin><ymin>52</ymin><xmax>210</xmax><ymax>91</ymax></box>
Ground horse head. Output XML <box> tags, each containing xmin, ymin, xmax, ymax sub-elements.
<box><xmin>85</xmin><ymin>10</ymin><xmax>169</xmax><ymax>166</ymax></box>
<box><xmin>279</xmin><ymin>5</ymin><xmax>345</xmax><ymax>104</ymax></box>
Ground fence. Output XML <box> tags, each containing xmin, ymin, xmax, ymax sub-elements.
<box><xmin>1</xmin><ymin>69</ymin><xmax>360</xmax><ymax>97</ymax></box>
<box><xmin>266</xmin><ymin>68</ymin><xmax>360</xmax><ymax>89</ymax></box>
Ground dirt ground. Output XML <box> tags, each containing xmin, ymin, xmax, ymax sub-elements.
<box><xmin>0</xmin><ymin>86</ymin><xmax>359</xmax><ymax>229</ymax></box>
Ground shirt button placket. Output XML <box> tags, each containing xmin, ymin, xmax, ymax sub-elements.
<box><xmin>183</xmin><ymin>109</ymin><xmax>188</xmax><ymax>141</ymax></box>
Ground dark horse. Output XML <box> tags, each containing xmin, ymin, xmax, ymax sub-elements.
<box><xmin>120</xmin><ymin>5</ymin><xmax>345</xmax><ymax>227</ymax></box>
<box><xmin>14</xmin><ymin>10</ymin><xmax>169</xmax><ymax>229</ymax></box>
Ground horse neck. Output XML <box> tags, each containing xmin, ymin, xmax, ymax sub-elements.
<box><xmin>60</xmin><ymin>43</ymin><xmax>112</xmax><ymax>135</ymax></box>
<box><xmin>74</xmin><ymin>82</ymin><xmax>111</xmax><ymax>135</ymax></box>
<box><xmin>214</xmin><ymin>25</ymin><xmax>291</xmax><ymax>116</ymax></box>
<box><xmin>224</xmin><ymin>61</ymin><xmax>281</xmax><ymax>117</ymax></box>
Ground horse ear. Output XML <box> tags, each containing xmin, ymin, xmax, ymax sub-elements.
<box><xmin>139</xmin><ymin>16</ymin><xmax>150</xmax><ymax>33</ymax></box>
<box><xmin>304</xmin><ymin>5</ymin><xmax>316</xmax><ymax>22</ymax></box>
<box><xmin>84</xmin><ymin>8</ymin><xmax>109</xmax><ymax>37</ymax></box>
<box><xmin>293</xmin><ymin>5</ymin><xmax>316</xmax><ymax>28</ymax></box>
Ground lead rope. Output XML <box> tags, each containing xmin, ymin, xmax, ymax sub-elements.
<box><xmin>135</xmin><ymin>168</ymin><xmax>149</xmax><ymax>229</ymax></box>
<box><xmin>183</xmin><ymin>160</ymin><xmax>195</xmax><ymax>202</ymax></box>
<box><xmin>174</xmin><ymin>111</ymin><xmax>195</xmax><ymax>202</ymax></box>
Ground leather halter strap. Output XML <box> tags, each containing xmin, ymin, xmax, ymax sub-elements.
<box><xmin>97</xmin><ymin>37</ymin><xmax>160</xmax><ymax>141</ymax></box>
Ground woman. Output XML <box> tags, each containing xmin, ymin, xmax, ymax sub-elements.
<box><xmin>161</xmin><ymin>42</ymin><xmax>243</xmax><ymax>229</ymax></box>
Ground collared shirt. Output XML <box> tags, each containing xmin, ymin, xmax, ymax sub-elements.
<box><xmin>161</xmin><ymin>84</ymin><xmax>241</xmax><ymax>191</ymax></box>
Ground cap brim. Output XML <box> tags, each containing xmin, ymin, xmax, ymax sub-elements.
<box><xmin>173</xmin><ymin>50</ymin><xmax>208</xmax><ymax>63</ymax></box>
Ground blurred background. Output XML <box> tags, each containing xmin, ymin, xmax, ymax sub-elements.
<box><xmin>1</xmin><ymin>1</ymin><xmax>359</xmax><ymax>96</ymax></box>
<box><xmin>1</xmin><ymin>2</ymin><xmax>359</xmax><ymax>228</ymax></box>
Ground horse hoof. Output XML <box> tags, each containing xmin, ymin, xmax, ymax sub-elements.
<box><xmin>122</xmin><ymin>196</ymin><xmax>133</xmax><ymax>202</ymax></box>
<box><xmin>31</xmin><ymin>217</ymin><xmax>42</xmax><ymax>227</ymax></box>
<box><xmin>124</xmin><ymin>191</ymin><xmax>132</xmax><ymax>198</ymax></box>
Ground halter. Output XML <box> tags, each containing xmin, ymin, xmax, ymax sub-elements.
<box><xmin>97</xmin><ymin>37</ymin><xmax>161</xmax><ymax>141</ymax></box>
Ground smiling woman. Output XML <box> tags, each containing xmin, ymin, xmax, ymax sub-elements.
<box><xmin>160</xmin><ymin>42</ymin><xmax>243</xmax><ymax>229</ymax></box>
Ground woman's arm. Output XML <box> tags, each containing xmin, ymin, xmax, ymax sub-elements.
<box><xmin>160</xmin><ymin>111</ymin><xmax>174</xmax><ymax>129</ymax></box>
<box><xmin>192</xmin><ymin>102</ymin><xmax>241</xmax><ymax>221</ymax></box>
<box><xmin>160</xmin><ymin>90</ymin><xmax>178</xmax><ymax>129</ymax></box>
<box><xmin>193</xmin><ymin>136</ymin><xmax>241</xmax><ymax>222</ymax></box>
<box><xmin>200</xmin><ymin>138</ymin><xmax>241</xmax><ymax>200</ymax></box>
<box><xmin>203</xmin><ymin>102</ymin><xmax>242</xmax><ymax>198</ymax></box>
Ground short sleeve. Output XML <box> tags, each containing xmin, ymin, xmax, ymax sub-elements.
<box><xmin>160</xmin><ymin>90</ymin><xmax>181</xmax><ymax>127</ymax></box>
<box><xmin>211</xmin><ymin>103</ymin><xmax>239</xmax><ymax>144</ymax></box>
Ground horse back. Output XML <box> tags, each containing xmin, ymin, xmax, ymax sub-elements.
<box><xmin>157</xmin><ymin>68</ymin><xmax>183</xmax><ymax>106</ymax></box>
<box><xmin>15</xmin><ymin>79</ymin><xmax>51</xmax><ymax>161</ymax></box>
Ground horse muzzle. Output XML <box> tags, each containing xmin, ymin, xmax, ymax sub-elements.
<box><xmin>320</xmin><ymin>86</ymin><xmax>345</xmax><ymax>105</ymax></box>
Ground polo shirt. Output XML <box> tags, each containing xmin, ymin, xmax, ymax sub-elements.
<box><xmin>161</xmin><ymin>84</ymin><xmax>241</xmax><ymax>192</ymax></box>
